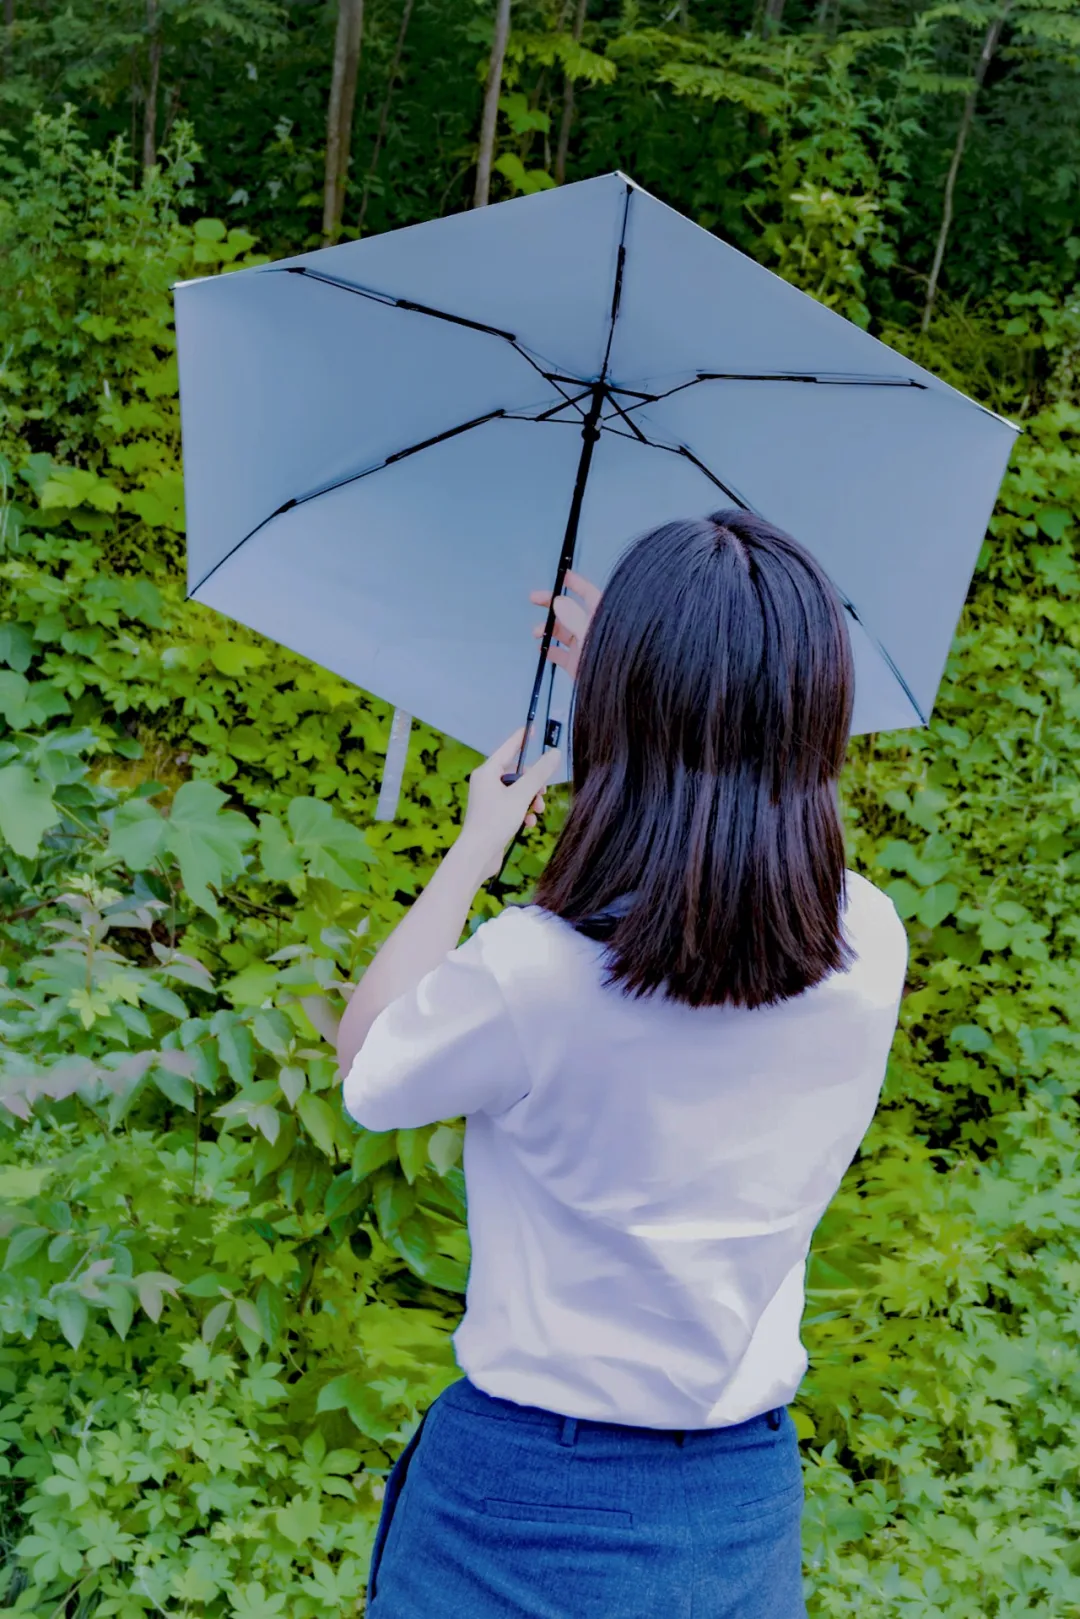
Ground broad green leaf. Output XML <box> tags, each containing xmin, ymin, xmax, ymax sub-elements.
<box><xmin>253</xmin><ymin>1008</ymin><xmax>292</xmax><ymax>1056</ymax></box>
<box><xmin>274</xmin><ymin>1494</ymin><xmax>323</xmax><ymax>1545</ymax></box>
<box><xmin>110</xmin><ymin>798</ymin><xmax>168</xmax><ymax>870</ymax></box>
<box><xmin>235</xmin><ymin>1296</ymin><xmax>264</xmax><ymax>1340</ymax></box>
<box><xmin>135</xmin><ymin>1271</ymin><xmax>180</xmax><ymax>1322</ymax></box>
<box><xmin>352</xmin><ymin>1129</ymin><xmax>399</xmax><ymax>1179</ymax></box>
<box><xmin>428</xmin><ymin>1123</ymin><xmax>464</xmax><ymax>1176</ymax></box>
<box><xmin>917</xmin><ymin>882</ymin><xmax>960</xmax><ymax>930</ymax></box>
<box><xmin>164</xmin><ymin>780</ymin><xmax>254</xmax><ymax>915</ymax></box>
<box><xmin>372</xmin><ymin>1168</ymin><xmax>416</xmax><ymax>1236</ymax></box>
<box><xmin>211</xmin><ymin>1014</ymin><xmax>255</xmax><ymax>1085</ymax></box>
<box><xmin>55</xmin><ymin>1292</ymin><xmax>89</xmax><ymax>1351</ymax></box>
<box><xmin>6</xmin><ymin>1225</ymin><xmax>49</xmax><ymax>1266</ymax></box>
<box><xmin>396</xmin><ymin>1126</ymin><xmax>431</xmax><ymax>1185</ymax></box>
<box><xmin>316</xmin><ymin>1372</ymin><xmax>398</xmax><ymax>1442</ymax></box>
<box><xmin>257</xmin><ymin>812</ymin><xmax>303</xmax><ymax>882</ymax></box>
<box><xmin>0</xmin><ymin>671</ymin><xmax>68</xmax><ymax>728</ymax></box>
<box><xmin>287</xmin><ymin>796</ymin><xmax>375</xmax><ymax>889</ymax></box>
<box><xmin>256</xmin><ymin>1281</ymin><xmax>285</xmax><ymax>1346</ymax></box>
<box><xmin>0</xmin><ymin>622</ymin><xmax>33</xmax><ymax>672</ymax></box>
<box><xmin>297</xmin><ymin>1092</ymin><xmax>339</xmax><ymax>1158</ymax></box>
<box><xmin>210</xmin><ymin>642</ymin><xmax>268</xmax><ymax>677</ymax></box>
<box><xmin>279</xmin><ymin>1065</ymin><xmax>306</xmax><ymax>1107</ymax></box>
<box><xmin>202</xmin><ymin>1299</ymin><xmax>232</xmax><ymax>1344</ymax></box>
<box><xmin>0</xmin><ymin>763</ymin><xmax>58</xmax><ymax>857</ymax></box>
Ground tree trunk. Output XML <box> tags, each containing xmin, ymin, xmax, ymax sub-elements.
<box><xmin>554</xmin><ymin>0</ymin><xmax>586</xmax><ymax>186</ymax></box>
<box><xmin>356</xmin><ymin>0</ymin><xmax>414</xmax><ymax>237</ymax></box>
<box><xmin>921</xmin><ymin>4</ymin><xmax>1010</xmax><ymax>333</ymax></box>
<box><xmin>2</xmin><ymin>0</ymin><xmax>14</xmax><ymax>79</ymax></box>
<box><xmin>142</xmin><ymin>0</ymin><xmax>161</xmax><ymax>176</ymax></box>
<box><xmin>323</xmin><ymin>0</ymin><xmax>365</xmax><ymax>243</ymax></box>
<box><xmin>761</xmin><ymin>0</ymin><xmax>785</xmax><ymax>37</ymax></box>
<box><xmin>473</xmin><ymin>0</ymin><xmax>511</xmax><ymax>208</ymax></box>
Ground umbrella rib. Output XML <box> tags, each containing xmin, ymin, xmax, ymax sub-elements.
<box><xmin>612</xmin><ymin>371</ymin><xmax>927</xmax><ymax>414</ymax></box>
<box><xmin>600</xmin><ymin>183</ymin><xmax>634</xmax><ymax>381</ymax></box>
<box><xmin>187</xmin><ymin>407</ymin><xmax>508</xmax><ymax>600</ymax></box>
<box><xmin>838</xmin><ymin>602</ymin><xmax>929</xmax><ymax>727</ymax></box>
<box><xmin>268</xmin><ymin>264</ymin><xmax>582</xmax><ymax>414</ymax></box>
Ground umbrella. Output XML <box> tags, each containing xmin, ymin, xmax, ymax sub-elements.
<box><xmin>174</xmin><ymin>172</ymin><xmax>1018</xmax><ymax>816</ymax></box>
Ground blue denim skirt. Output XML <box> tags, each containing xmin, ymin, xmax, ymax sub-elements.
<box><xmin>365</xmin><ymin>1377</ymin><xmax>807</xmax><ymax>1617</ymax></box>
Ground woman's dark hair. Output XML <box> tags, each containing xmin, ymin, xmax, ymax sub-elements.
<box><xmin>531</xmin><ymin>508</ymin><xmax>855</xmax><ymax>1009</ymax></box>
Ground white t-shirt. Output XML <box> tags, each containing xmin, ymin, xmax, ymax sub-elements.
<box><xmin>342</xmin><ymin>869</ymin><xmax>907</xmax><ymax>1429</ymax></box>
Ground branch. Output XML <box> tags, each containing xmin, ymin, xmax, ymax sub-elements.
<box><xmin>323</xmin><ymin>0</ymin><xmax>365</xmax><ymax>244</ymax></box>
<box><xmin>554</xmin><ymin>0</ymin><xmax>587</xmax><ymax>186</ymax></box>
<box><xmin>921</xmin><ymin>3</ymin><xmax>1011</xmax><ymax>334</ymax></box>
<box><xmin>356</xmin><ymin>0</ymin><xmax>414</xmax><ymax>237</ymax></box>
<box><xmin>473</xmin><ymin>0</ymin><xmax>512</xmax><ymax>208</ymax></box>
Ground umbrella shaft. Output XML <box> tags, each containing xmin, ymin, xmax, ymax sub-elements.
<box><xmin>502</xmin><ymin>380</ymin><xmax>605</xmax><ymax>788</ymax></box>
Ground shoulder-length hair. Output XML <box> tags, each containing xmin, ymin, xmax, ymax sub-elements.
<box><xmin>531</xmin><ymin>509</ymin><xmax>855</xmax><ymax>1010</ymax></box>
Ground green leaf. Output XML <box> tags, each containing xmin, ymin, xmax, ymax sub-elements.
<box><xmin>210</xmin><ymin>642</ymin><xmax>269</xmax><ymax>676</ymax></box>
<box><xmin>107</xmin><ymin>1285</ymin><xmax>135</xmax><ymax>1340</ymax></box>
<box><xmin>135</xmin><ymin>1271</ymin><xmax>180</xmax><ymax>1322</ymax></box>
<box><xmin>274</xmin><ymin>1494</ymin><xmax>323</xmax><ymax>1545</ymax></box>
<box><xmin>279</xmin><ymin>1065</ymin><xmax>306</xmax><ymax>1107</ymax></box>
<box><xmin>353</xmin><ymin>1129</ymin><xmax>399</xmax><ymax>1179</ymax></box>
<box><xmin>373</xmin><ymin>1168</ymin><xmax>416</xmax><ymax>1237</ymax></box>
<box><xmin>257</xmin><ymin>812</ymin><xmax>303</xmax><ymax>882</ymax></box>
<box><xmin>297</xmin><ymin>1092</ymin><xmax>339</xmax><ymax>1158</ymax></box>
<box><xmin>0</xmin><ymin>671</ymin><xmax>68</xmax><ymax>727</ymax></box>
<box><xmin>110</xmin><ymin>797</ymin><xmax>169</xmax><ymax>870</ymax></box>
<box><xmin>202</xmin><ymin>1299</ymin><xmax>233</xmax><ymax>1344</ymax></box>
<box><xmin>212</xmin><ymin>1014</ymin><xmax>255</xmax><ymax>1085</ymax></box>
<box><xmin>885</xmin><ymin>878</ymin><xmax>921</xmax><ymax>920</ymax></box>
<box><xmin>255</xmin><ymin>1281</ymin><xmax>285</xmax><ymax>1347</ymax></box>
<box><xmin>397</xmin><ymin>1126</ymin><xmax>431</xmax><ymax>1185</ymax></box>
<box><xmin>1036</xmin><ymin>507</ymin><xmax>1071</xmax><ymax>540</ymax></box>
<box><xmin>428</xmin><ymin>1123</ymin><xmax>463</xmax><ymax>1176</ymax></box>
<box><xmin>164</xmin><ymin>780</ymin><xmax>254</xmax><ymax>915</ymax></box>
<box><xmin>917</xmin><ymin>882</ymin><xmax>960</xmax><ymax>930</ymax></box>
<box><xmin>252</xmin><ymin>1008</ymin><xmax>292</xmax><ymax>1056</ymax></box>
<box><xmin>0</xmin><ymin>622</ymin><xmax>33</xmax><ymax>672</ymax></box>
<box><xmin>6</xmin><ymin>1225</ymin><xmax>49</xmax><ymax>1266</ymax></box>
<box><xmin>235</xmin><ymin>1296</ymin><xmax>264</xmax><ymax>1341</ymax></box>
<box><xmin>287</xmin><ymin>796</ymin><xmax>375</xmax><ymax>889</ymax></box>
<box><xmin>55</xmin><ymin>1292</ymin><xmax>89</xmax><ymax>1350</ymax></box>
<box><xmin>0</xmin><ymin>763</ymin><xmax>59</xmax><ymax>857</ymax></box>
<box><xmin>316</xmin><ymin>1372</ymin><xmax>398</xmax><ymax>1442</ymax></box>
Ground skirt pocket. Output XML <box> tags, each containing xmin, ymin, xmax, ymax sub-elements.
<box><xmin>483</xmin><ymin>1498</ymin><xmax>634</xmax><ymax>1529</ymax></box>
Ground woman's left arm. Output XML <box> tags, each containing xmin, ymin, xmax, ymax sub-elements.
<box><xmin>335</xmin><ymin>727</ymin><xmax>560</xmax><ymax>1078</ymax></box>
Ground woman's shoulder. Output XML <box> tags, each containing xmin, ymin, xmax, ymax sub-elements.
<box><xmin>841</xmin><ymin>869</ymin><xmax>909</xmax><ymax>993</ymax></box>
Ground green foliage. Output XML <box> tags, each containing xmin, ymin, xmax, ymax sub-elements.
<box><xmin>0</xmin><ymin>9</ymin><xmax>1078</xmax><ymax>1615</ymax></box>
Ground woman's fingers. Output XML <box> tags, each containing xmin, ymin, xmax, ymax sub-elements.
<box><xmin>529</xmin><ymin>570</ymin><xmax>601</xmax><ymax>611</ymax></box>
<box><xmin>531</xmin><ymin>592</ymin><xmax>592</xmax><ymax>645</ymax></box>
<box><xmin>483</xmin><ymin>725</ymin><xmax>530</xmax><ymax>775</ymax></box>
<box><xmin>563</xmin><ymin>569</ymin><xmax>602</xmax><ymax>611</ymax></box>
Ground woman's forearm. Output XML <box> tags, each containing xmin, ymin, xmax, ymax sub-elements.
<box><xmin>335</xmin><ymin>832</ymin><xmax>491</xmax><ymax>1076</ymax></box>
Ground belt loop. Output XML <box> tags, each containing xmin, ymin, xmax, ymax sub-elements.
<box><xmin>766</xmin><ymin>1408</ymin><xmax>783</xmax><ymax>1430</ymax></box>
<box><xmin>559</xmin><ymin>1416</ymin><xmax>578</xmax><ymax>1447</ymax></box>
<box><xmin>673</xmin><ymin>1430</ymin><xmax>686</xmax><ymax>1447</ymax></box>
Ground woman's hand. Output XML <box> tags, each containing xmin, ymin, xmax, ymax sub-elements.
<box><xmin>529</xmin><ymin>569</ymin><xmax>602</xmax><ymax>682</ymax></box>
<box><xmin>456</xmin><ymin>727</ymin><xmax>562</xmax><ymax>882</ymax></box>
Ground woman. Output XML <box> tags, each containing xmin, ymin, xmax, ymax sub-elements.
<box><xmin>337</xmin><ymin>509</ymin><xmax>908</xmax><ymax>1618</ymax></box>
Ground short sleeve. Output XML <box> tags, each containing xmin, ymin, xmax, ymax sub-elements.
<box><xmin>341</xmin><ymin>919</ymin><xmax>530</xmax><ymax>1132</ymax></box>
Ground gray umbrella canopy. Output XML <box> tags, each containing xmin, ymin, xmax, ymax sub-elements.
<box><xmin>175</xmin><ymin>172</ymin><xmax>1017</xmax><ymax>793</ymax></box>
